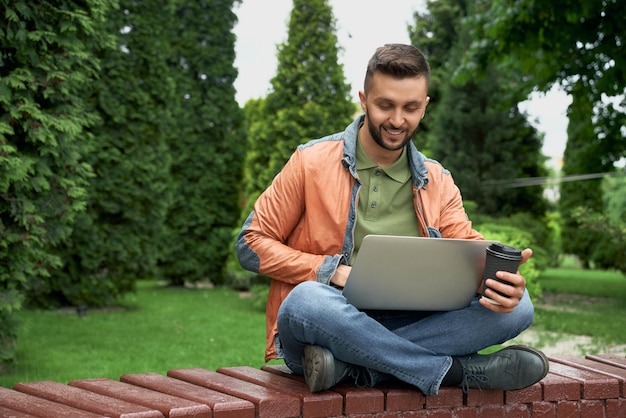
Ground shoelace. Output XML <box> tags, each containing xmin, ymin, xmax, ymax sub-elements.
<box><xmin>460</xmin><ymin>363</ymin><xmax>491</xmax><ymax>393</ymax></box>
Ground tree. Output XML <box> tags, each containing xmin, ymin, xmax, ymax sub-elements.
<box><xmin>241</xmin><ymin>0</ymin><xmax>354</xmax><ymax>213</ymax></box>
<box><xmin>461</xmin><ymin>0</ymin><xmax>626</xmax><ymax>169</ymax></box>
<box><xmin>158</xmin><ymin>0</ymin><xmax>245</xmax><ymax>286</ymax></box>
<box><xmin>0</xmin><ymin>0</ymin><xmax>115</xmax><ymax>363</ymax></box>
<box><xmin>41</xmin><ymin>0</ymin><xmax>178</xmax><ymax>308</ymax></box>
<box><xmin>462</xmin><ymin>0</ymin><xmax>626</xmax><ymax>230</ymax></box>
<box><xmin>409</xmin><ymin>0</ymin><xmax>548</xmax><ymax>219</ymax></box>
<box><xmin>559</xmin><ymin>80</ymin><xmax>617</xmax><ymax>267</ymax></box>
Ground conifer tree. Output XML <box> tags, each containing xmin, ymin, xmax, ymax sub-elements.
<box><xmin>410</xmin><ymin>0</ymin><xmax>547</xmax><ymax>218</ymax></box>
<box><xmin>242</xmin><ymin>0</ymin><xmax>353</xmax><ymax>212</ymax></box>
<box><xmin>49</xmin><ymin>0</ymin><xmax>177</xmax><ymax>306</ymax></box>
<box><xmin>158</xmin><ymin>0</ymin><xmax>245</xmax><ymax>285</ymax></box>
<box><xmin>0</xmin><ymin>0</ymin><xmax>114</xmax><ymax>362</ymax></box>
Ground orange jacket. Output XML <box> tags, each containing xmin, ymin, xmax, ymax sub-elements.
<box><xmin>236</xmin><ymin>115</ymin><xmax>483</xmax><ymax>361</ymax></box>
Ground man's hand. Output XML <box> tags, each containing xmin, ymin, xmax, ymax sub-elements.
<box><xmin>330</xmin><ymin>264</ymin><xmax>352</xmax><ymax>288</ymax></box>
<box><xmin>480</xmin><ymin>248</ymin><xmax>533</xmax><ymax>313</ymax></box>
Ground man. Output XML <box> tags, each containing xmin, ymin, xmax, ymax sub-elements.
<box><xmin>236</xmin><ymin>44</ymin><xmax>548</xmax><ymax>395</ymax></box>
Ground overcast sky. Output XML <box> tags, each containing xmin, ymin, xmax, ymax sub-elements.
<box><xmin>232</xmin><ymin>0</ymin><xmax>570</xmax><ymax>165</ymax></box>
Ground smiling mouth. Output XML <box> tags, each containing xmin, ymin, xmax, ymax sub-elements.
<box><xmin>384</xmin><ymin>127</ymin><xmax>404</xmax><ymax>136</ymax></box>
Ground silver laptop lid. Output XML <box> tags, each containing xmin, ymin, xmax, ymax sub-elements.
<box><xmin>342</xmin><ymin>235</ymin><xmax>494</xmax><ymax>311</ymax></box>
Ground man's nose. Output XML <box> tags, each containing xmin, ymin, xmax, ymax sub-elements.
<box><xmin>389</xmin><ymin>109</ymin><xmax>405</xmax><ymax>126</ymax></box>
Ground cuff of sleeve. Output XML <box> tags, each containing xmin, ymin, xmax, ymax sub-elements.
<box><xmin>316</xmin><ymin>254</ymin><xmax>346</xmax><ymax>285</ymax></box>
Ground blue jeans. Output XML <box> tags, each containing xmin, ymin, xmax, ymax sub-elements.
<box><xmin>276</xmin><ymin>281</ymin><xmax>534</xmax><ymax>395</ymax></box>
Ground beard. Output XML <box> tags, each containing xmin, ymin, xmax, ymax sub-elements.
<box><xmin>366</xmin><ymin>112</ymin><xmax>419</xmax><ymax>151</ymax></box>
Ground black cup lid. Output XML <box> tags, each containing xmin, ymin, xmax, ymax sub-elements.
<box><xmin>488</xmin><ymin>243</ymin><xmax>521</xmax><ymax>256</ymax></box>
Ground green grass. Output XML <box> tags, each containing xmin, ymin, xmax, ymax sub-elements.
<box><xmin>0</xmin><ymin>282</ymin><xmax>273</xmax><ymax>388</ymax></box>
<box><xmin>2</xmin><ymin>266</ymin><xmax>625</xmax><ymax>388</ymax></box>
<box><xmin>532</xmin><ymin>266</ymin><xmax>626</xmax><ymax>345</ymax></box>
<box><xmin>538</xmin><ymin>267</ymin><xmax>626</xmax><ymax>299</ymax></box>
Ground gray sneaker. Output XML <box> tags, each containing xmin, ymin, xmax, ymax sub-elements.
<box><xmin>457</xmin><ymin>345</ymin><xmax>549</xmax><ymax>392</ymax></box>
<box><xmin>302</xmin><ymin>345</ymin><xmax>354</xmax><ymax>392</ymax></box>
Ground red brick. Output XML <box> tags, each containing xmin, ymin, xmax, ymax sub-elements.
<box><xmin>423</xmin><ymin>409</ymin><xmax>453</xmax><ymax>418</ymax></box>
<box><xmin>450</xmin><ymin>406</ymin><xmax>478</xmax><ymax>418</ymax></box>
<box><xmin>382</xmin><ymin>387</ymin><xmax>425</xmax><ymax>411</ymax></box>
<box><xmin>504</xmin><ymin>403</ymin><xmax>531</xmax><ymax>418</ymax></box>
<box><xmin>261</xmin><ymin>364</ymin><xmax>298</xmax><ymax>377</ymax></box>
<box><xmin>555</xmin><ymin>400</ymin><xmax>579</xmax><ymax>418</ymax></box>
<box><xmin>585</xmin><ymin>354</ymin><xmax>626</xmax><ymax>370</ymax></box>
<box><xmin>541</xmin><ymin>373</ymin><xmax>581</xmax><ymax>401</ymax></box>
<box><xmin>218</xmin><ymin>366</ymin><xmax>343</xmax><ymax>418</ymax></box>
<box><xmin>121</xmin><ymin>372</ymin><xmax>255</xmax><ymax>418</ymax></box>
<box><xmin>0</xmin><ymin>386</ymin><xmax>102</xmax><ymax>418</ymax></box>
<box><xmin>0</xmin><ymin>387</ymin><xmax>104</xmax><ymax>418</ymax></box>
<box><xmin>168</xmin><ymin>368</ymin><xmax>300</xmax><ymax>418</ymax></box>
<box><xmin>548</xmin><ymin>361</ymin><xmax>620</xmax><ymax>399</ymax></box>
<box><xmin>465</xmin><ymin>388</ymin><xmax>503</xmax><ymax>407</ymax></box>
<box><xmin>579</xmin><ymin>399</ymin><xmax>604</xmax><ymax>417</ymax></box>
<box><xmin>555</xmin><ymin>355</ymin><xmax>626</xmax><ymax>397</ymax></box>
<box><xmin>332</xmin><ymin>386</ymin><xmax>385</xmax><ymax>415</ymax></box>
<box><xmin>13</xmin><ymin>381</ymin><xmax>162</xmax><ymax>417</ymax></box>
<box><xmin>531</xmin><ymin>401</ymin><xmax>557</xmax><ymax>418</ymax></box>
<box><xmin>0</xmin><ymin>405</ymin><xmax>41</xmax><ymax>417</ymax></box>
<box><xmin>69</xmin><ymin>377</ymin><xmax>211</xmax><ymax>417</ymax></box>
<box><xmin>476</xmin><ymin>403</ymin><xmax>506</xmax><ymax>417</ymax></box>
<box><xmin>425</xmin><ymin>386</ymin><xmax>463</xmax><ymax>409</ymax></box>
<box><xmin>505</xmin><ymin>382</ymin><xmax>542</xmax><ymax>404</ymax></box>
<box><xmin>605</xmin><ymin>398</ymin><xmax>626</xmax><ymax>418</ymax></box>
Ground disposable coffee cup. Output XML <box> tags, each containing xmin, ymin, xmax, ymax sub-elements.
<box><xmin>481</xmin><ymin>243</ymin><xmax>522</xmax><ymax>305</ymax></box>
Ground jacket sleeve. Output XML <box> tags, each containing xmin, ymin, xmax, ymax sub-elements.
<box><xmin>235</xmin><ymin>149</ymin><xmax>342</xmax><ymax>285</ymax></box>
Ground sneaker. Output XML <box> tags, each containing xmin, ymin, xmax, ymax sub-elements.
<box><xmin>302</xmin><ymin>345</ymin><xmax>354</xmax><ymax>392</ymax></box>
<box><xmin>457</xmin><ymin>345</ymin><xmax>549</xmax><ymax>392</ymax></box>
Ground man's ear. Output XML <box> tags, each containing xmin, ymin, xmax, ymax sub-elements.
<box><xmin>358</xmin><ymin>90</ymin><xmax>367</xmax><ymax>112</ymax></box>
<box><xmin>422</xmin><ymin>96</ymin><xmax>431</xmax><ymax>119</ymax></box>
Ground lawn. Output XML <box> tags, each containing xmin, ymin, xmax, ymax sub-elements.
<box><xmin>0</xmin><ymin>282</ymin><xmax>273</xmax><ymax>388</ymax></box>
<box><xmin>532</xmin><ymin>266</ymin><xmax>626</xmax><ymax>345</ymax></box>
<box><xmin>1</xmin><ymin>266</ymin><xmax>625</xmax><ymax>388</ymax></box>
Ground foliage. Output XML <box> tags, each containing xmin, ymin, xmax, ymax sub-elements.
<box><xmin>462</xmin><ymin>0</ymin><xmax>625</xmax><ymax>99</ymax></box>
<box><xmin>568</xmin><ymin>202</ymin><xmax>626</xmax><ymax>275</ymax></box>
<box><xmin>42</xmin><ymin>0</ymin><xmax>176</xmax><ymax>308</ymax></box>
<box><xmin>240</xmin><ymin>0</ymin><xmax>354</xmax><ymax>215</ymax></box>
<box><xmin>462</xmin><ymin>0</ymin><xmax>626</xmax><ymax>264</ymax></box>
<box><xmin>0</xmin><ymin>0</ymin><xmax>115</xmax><ymax>363</ymax></box>
<box><xmin>157</xmin><ymin>0</ymin><xmax>245</xmax><ymax>286</ymax></box>
<box><xmin>409</xmin><ymin>0</ymin><xmax>548</xmax><ymax>219</ymax></box>
<box><xmin>559</xmin><ymin>81</ymin><xmax>613</xmax><ymax>267</ymax></box>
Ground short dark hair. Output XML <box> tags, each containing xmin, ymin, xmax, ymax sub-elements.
<box><xmin>363</xmin><ymin>44</ymin><xmax>430</xmax><ymax>93</ymax></box>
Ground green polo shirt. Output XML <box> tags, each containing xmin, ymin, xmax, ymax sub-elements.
<box><xmin>352</xmin><ymin>137</ymin><xmax>420</xmax><ymax>264</ymax></box>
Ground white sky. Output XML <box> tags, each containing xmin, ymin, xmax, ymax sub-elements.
<box><xmin>232</xmin><ymin>0</ymin><xmax>570</xmax><ymax>165</ymax></box>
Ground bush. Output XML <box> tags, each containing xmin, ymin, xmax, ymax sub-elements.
<box><xmin>0</xmin><ymin>1</ymin><xmax>113</xmax><ymax>364</ymax></box>
<box><xmin>477</xmin><ymin>222</ymin><xmax>543</xmax><ymax>299</ymax></box>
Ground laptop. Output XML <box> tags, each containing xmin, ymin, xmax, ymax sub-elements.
<box><xmin>342</xmin><ymin>235</ymin><xmax>495</xmax><ymax>311</ymax></box>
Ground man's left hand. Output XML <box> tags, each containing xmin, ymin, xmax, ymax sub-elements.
<box><xmin>480</xmin><ymin>248</ymin><xmax>532</xmax><ymax>313</ymax></box>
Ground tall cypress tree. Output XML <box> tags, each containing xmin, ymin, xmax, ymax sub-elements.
<box><xmin>49</xmin><ymin>0</ymin><xmax>177</xmax><ymax>306</ymax></box>
<box><xmin>0</xmin><ymin>0</ymin><xmax>114</xmax><ymax>361</ymax></box>
<box><xmin>242</xmin><ymin>0</ymin><xmax>353</xmax><ymax>212</ymax></box>
<box><xmin>158</xmin><ymin>0</ymin><xmax>245</xmax><ymax>286</ymax></box>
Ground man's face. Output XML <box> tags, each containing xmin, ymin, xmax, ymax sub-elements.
<box><xmin>359</xmin><ymin>73</ymin><xmax>430</xmax><ymax>152</ymax></box>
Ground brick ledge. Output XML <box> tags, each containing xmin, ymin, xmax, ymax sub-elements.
<box><xmin>0</xmin><ymin>353</ymin><xmax>624</xmax><ymax>417</ymax></box>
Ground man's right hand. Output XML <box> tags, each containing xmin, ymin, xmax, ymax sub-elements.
<box><xmin>330</xmin><ymin>264</ymin><xmax>352</xmax><ymax>288</ymax></box>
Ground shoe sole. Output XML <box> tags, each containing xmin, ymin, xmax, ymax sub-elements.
<box><xmin>302</xmin><ymin>345</ymin><xmax>335</xmax><ymax>392</ymax></box>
